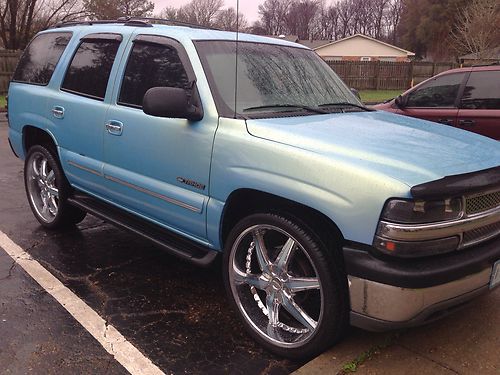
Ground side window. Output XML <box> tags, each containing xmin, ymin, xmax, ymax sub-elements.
<box><xmin>118</xmin><ymin>42</ymin><xmax>190</xmax><ymax>107</ymax></box>
<box><xmin>12</xmin><ymin>32</ymin><xmax>72</xmax><ymax>85</ymax></box>
<box><xmin>460</xmin><ymin>71</ymin><xmax>500</xmax><ymax>110</ymax></box>
<box><xmin>406</xmin><ymin>73</ymin><xmax>465</xmax><ymax>108</ymax></box>
<box><xmin>61</xmin><ymin>38</ymin><xmax>121</xmax><ymax>100</ymax></box>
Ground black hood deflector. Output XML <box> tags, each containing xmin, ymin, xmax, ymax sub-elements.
<box><xmin>411</xmin><ymin>166</ymin><xmax>500</xmax><ymax>200</ymax></box>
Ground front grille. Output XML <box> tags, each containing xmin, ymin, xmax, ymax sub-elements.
<box><xmin>466</xmin><ymin>191</ymin><xmax>500</xmax><ymax>216</ymax></box>
<box><xmin>462</xmin><ymin>221</ymin><xmax>500</xmax><ymax>247</ymax></box>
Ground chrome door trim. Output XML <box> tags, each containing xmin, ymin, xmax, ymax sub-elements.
<box><xmin>68</xmin><ymin>161</ymin><xmax>102</xmax><ymax>176</ymax></box>
<box><xmin>104</xmin><ymin>174</ymin><xmax>201</xmax><ymax>213</ymax></box>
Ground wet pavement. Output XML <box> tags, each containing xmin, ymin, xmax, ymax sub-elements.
<box><xmin>0</xmin><ymin>117</ymin><xmax>301</xmax><ymax>374</ymax></box>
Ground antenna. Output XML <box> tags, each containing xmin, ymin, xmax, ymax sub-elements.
<box><xmin>233</xmin><ymin>0</ymin><xmax>240</xmax><ymax>119</ymax></box>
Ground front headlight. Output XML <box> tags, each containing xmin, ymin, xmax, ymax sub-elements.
<box><xmin>374</xmin><ymin>197</ymin><xmax>464</xmax><ymax>258</ymax></box>
<box><xmin>381</xmin><ymin>198</ymin><xmax>463</xmax><ymax>224</ymax></box>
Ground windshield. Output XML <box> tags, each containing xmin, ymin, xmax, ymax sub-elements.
<box><xmin>195</xmin><ymin>40</ymin><xmax>363</xmax><ymax>118</ymax></box>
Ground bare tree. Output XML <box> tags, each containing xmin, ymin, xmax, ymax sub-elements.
<box><xmin>0</xmin><ymin>0</ymin><xmax>84</xmax><ymax>49</ymax></box>
<box><xmin>385</xmin><ymin>0</ymin><xmax>402</xmax><ymax>44</ymax></box>
<box><xmin>258</xmin><ymin>0</ymin><xmax>290</xmax><ymax>35</ymax></box>
<box><xmin>179</xmin><ymin>0</ymin><xmax>223</xmax><ymax>27</ymax></box>
<box><xmin>83</xmin><ymin>0</ymin><xmax>154</xmax><ymax>20</ymax></box>
<box><xmin>286</xmin><ymin>0</ymin><xmax>319</xmax><ymax>39</ymax></box>
<box><xmin>451</xmin><ymin>0</ymin><xmax>500</xmax><ymax>59</ymax></box>
<box><xmin>157</xmin><ymin>6</ymin><xmax>179</xmax><ymax>20</ymax></box>
<box><xmin>215</xmin><ymin>7</ymin><xmax>247</xmax><ymax>31</ymax></box>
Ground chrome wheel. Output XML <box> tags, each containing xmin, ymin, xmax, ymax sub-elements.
<box><xmin>26</xmin><ymin>151</ymin><xmax>59</xmax><ymax>223</ymax></box>
<box><xmin>228</xmin><ymin>224</ymin><xmax>323</xmax><ymax>348</ymax></box>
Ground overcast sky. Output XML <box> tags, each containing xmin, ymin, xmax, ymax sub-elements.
<box><xmin>151</xmin><ymin>0</ymin><xmax>263</xmax><ymax>22</ymax></box>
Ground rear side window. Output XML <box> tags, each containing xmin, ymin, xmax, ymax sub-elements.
<box><xmin>12</xmin><ymin>32</ymin><xmax>72</xmax><ymax>85</ymax></box>
<box><xmin>118</xmin><ymin>42</ymin><xmax>190</xmax><ymax>107</ymax></box>
<box><xmin>406</xmin><ymin>73</ymin><xmax>466</xmax><ymax>108</ymax></box>
<box><xmin>460</xmin><ymin>71</ymin><xmax>500</xmax><ymax>110</ymax></box>
<box><xmin>62</xmin><ymin>39</ymin><xmax>121</xmax><ymax>100</ymax></box>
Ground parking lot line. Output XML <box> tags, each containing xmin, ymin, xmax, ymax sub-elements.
<box><xmin>0</xmin><ymin>230</ymin><xmax>165</xmax><ymax>375</ymax></box>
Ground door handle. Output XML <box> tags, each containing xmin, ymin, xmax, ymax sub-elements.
<box><xmin>105</xmin><ymin>120</ymin><xmax>123</xmax><ymax>136</ymax></box>
<box><xmin>52</xmin><ymin>106</ymin><xmax>65</xmax><ymax>119</ymax></box>
<box><xmin>438</xmin><ymin>118</ymin><xmax>454</xmax><ymax>125</ymax></box>
<box><xmin>459</xmin><ymin>119</ymin><xmax>475</xmax><ymax>126</ymax></box>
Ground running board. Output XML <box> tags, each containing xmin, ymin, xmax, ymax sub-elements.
<box><xmin>67</xmin><ymin>192</ymin><xmax>218</xmax><ymax>267</ymax></box>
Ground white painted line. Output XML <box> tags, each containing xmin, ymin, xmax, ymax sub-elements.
<box><xmin>0</xmin><ymin>230</ymin><xmax>165</xmax><ymax>375</ymax></box>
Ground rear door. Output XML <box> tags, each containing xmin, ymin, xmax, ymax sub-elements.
<box><xmin>398</xmin><ymin>72</ymin><xmax>468</xmax><ymax>127</ymax></box>
<box><xmin>457</xmin><ymin>69</ymin><xmax>500</xmax><ymax>140</ymax></box>
<box><xmin>48</xmin><ymin>32</ymin><xmax>126</xmax><ymax>196</ymax></box>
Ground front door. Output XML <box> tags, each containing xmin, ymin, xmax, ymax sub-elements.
<box><xmin>398</xmin><ymin>72</ymin><xmax>468</xmax><ymax>127</ymax></box>
<box><xmin>103</xmin><ymin>35</ymin><xmax>217</xmax><ymax>243</ymax></box>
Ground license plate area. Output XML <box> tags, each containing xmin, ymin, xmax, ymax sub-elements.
<box><xmin>490</xmin><ymin>260</ymin><xmax>500</xmax><ymax>289</ymax></box>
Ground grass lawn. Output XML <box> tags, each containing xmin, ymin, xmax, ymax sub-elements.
<box><xmin>359</xmin><ymin>90</ymin><xmax>403</xmax><ymax>104</ymax></box>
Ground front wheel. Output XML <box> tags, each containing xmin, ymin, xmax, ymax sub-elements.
<box><xmin>223</xmin><ymin>213</ymin><xmax>348</xmax><ymax>359</ymax></box>
<box><xmin>24</xmin><ymin>145</ymin><xmax>86</xmax><ymax>229</ymax></box>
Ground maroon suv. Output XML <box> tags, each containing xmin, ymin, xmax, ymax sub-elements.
<box><xmin>374</xmin><ymin>65</ymin><xmax>500</xmax><ymax>140</ymax></box>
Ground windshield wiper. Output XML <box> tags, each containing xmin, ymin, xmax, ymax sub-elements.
<box><xmin>318</xmin><ymin>102</ymin><xmax>373</xmax><ymax>111</ymax></box>
<box><xmin>243</xmin><ymin>104</ymin><xmax>328</xmax><ymax>114</ymax></box>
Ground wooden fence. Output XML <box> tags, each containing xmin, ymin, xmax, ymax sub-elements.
<box><xmin>325</xmin><ymin>60</ymin><xmax>458</xmax><ymax>91</ymax></box>
<box><xmin>0</xmin><ymin>50</ymin><xmax>21</xmax><ymax>95</ymax></box>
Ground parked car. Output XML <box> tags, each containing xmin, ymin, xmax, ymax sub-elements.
<box><xmin>374</xmin><ymin>65</ymin><xmax>500</xmax><ymax>140</ymax></box>
<box><xmin>7</xmin><ymin>19</ymin><xmax>500</xmax><ymax>359</ymax></box>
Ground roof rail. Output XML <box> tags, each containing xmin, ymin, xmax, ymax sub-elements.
<box><xmin>52</xmin><ymin>16</ymin><xmax>220</xmax><ymax>31</ymax></box>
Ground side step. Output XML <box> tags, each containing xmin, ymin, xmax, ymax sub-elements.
<box><xmin>67</xmin><ymin>192</ymin><xmax>218</xmax><ymax>267</ymax></box>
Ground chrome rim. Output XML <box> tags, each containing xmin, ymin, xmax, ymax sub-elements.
<box><xmin>229</xmin><ymin>224</ymin><xmax>323</xmax><ymax>348</ymax></box>
<box><xmin>26</xmin><ymin>152</ymin><xmax>59</xmax><ymax>223</ymax></box>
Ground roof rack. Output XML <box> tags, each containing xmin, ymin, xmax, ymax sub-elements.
<box><xmin>53</xmin><ymin>16</ymin><xmax>220</xmax><ymax>31</ymax></box>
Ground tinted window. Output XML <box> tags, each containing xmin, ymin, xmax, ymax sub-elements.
<box><xmin>13</xmin><ymin>32</ymin><xmax>72</xmax><ymax>85</ymax></box>
<box><xmin>461</xmin><ymin>71</ymin><xmax>500</xmax><ymax>110</ymax></box>
<box><xmin>62</xmin><ymin>40</ymin><xmax>120</xmax><ymax>100</ymax></box>
<box><xmin>119</xmin><ymin>43</ymin><xmax>190</xmax><ymax>107</ymax></box>
<box><xmin>406</xmin><ymin>73</ymin><xmax>465</xmax><ymax>108</ymax></box>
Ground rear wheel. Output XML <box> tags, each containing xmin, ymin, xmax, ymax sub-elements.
<box><xmin>25</xmin><ymin>145</ymin><xmax>86</xmax><ymax>229</ymax></box>
<box><xmin>223</xmin><ymin>213</ymin><xmax>348</xmax><ymax>359</ymax></box>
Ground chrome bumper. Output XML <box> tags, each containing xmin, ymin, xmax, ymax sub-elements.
<box><xmin>348</xmin><ymin>266</ymin><xmax>493</xmax><ymax>331</ymax></box>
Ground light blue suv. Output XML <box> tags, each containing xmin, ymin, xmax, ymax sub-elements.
<box><xmin>7</xmin><ymin>18</ymin><xmax>500</xmax><ymax>359</ymax></box>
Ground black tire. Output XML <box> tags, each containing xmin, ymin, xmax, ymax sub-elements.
<box><xmin>24</xmin><ymin>145</ymin><xmax>86</xmax><ymax>229</ymax></box>
<box><xmin>223</xmin><ymin>212</ymin><xmax>349</xmax><ymax>359</ymax></box>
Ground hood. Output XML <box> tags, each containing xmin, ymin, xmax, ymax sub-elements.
<box><xmin>246</xmin><ymin>111</ymin><xmax>500</xmax><ymax>187</ymax></box>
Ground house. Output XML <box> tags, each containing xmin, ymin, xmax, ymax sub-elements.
<box><xmin>459</xmin><ymin>47</ymin><xmax>500</xmax><ymax>66</ymax></box>
<box><xmin>302</xmin><ymin>34</ymin><xmax>415</xmax><ymax>62</ymax></box>
<box><xmin>266</xmin><ymin>33</ymin><xmax>415</xmax><ymax>62</ymax></box>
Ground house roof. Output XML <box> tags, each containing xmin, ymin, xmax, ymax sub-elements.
<box><xmin>312</xmin><ymin>34</ymin><xmax>415</xmax><ymax>56</ymax></box>
<box><xmin>460</xmin><ymin>46</ymin><xmax>500</xmax><ymax>60</ymax></box>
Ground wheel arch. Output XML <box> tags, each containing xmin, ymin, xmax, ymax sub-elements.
<box><xmin>23</xmin><ymin>125</ymin><xmax>59</xmax><ymax>156</ymax></box>
<box><xmin>220</xmin><ymin>188</ymin><xmax>345</xmax><ymax>254</ymax></box>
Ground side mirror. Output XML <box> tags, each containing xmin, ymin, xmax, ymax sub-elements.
<box><xmin>143</xmin><ymin>87</ymin><xmax>203</xmax><ymax>121</ymax></box>
<box><xmin>350</xmin><ymin>88</ymin><xmax>361</xmax><ymax>101</ymax></box>
<box><xmin>394</xmin><ymin>95</ymin><xmax>407</xmax><ymax>108</ymax></box>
